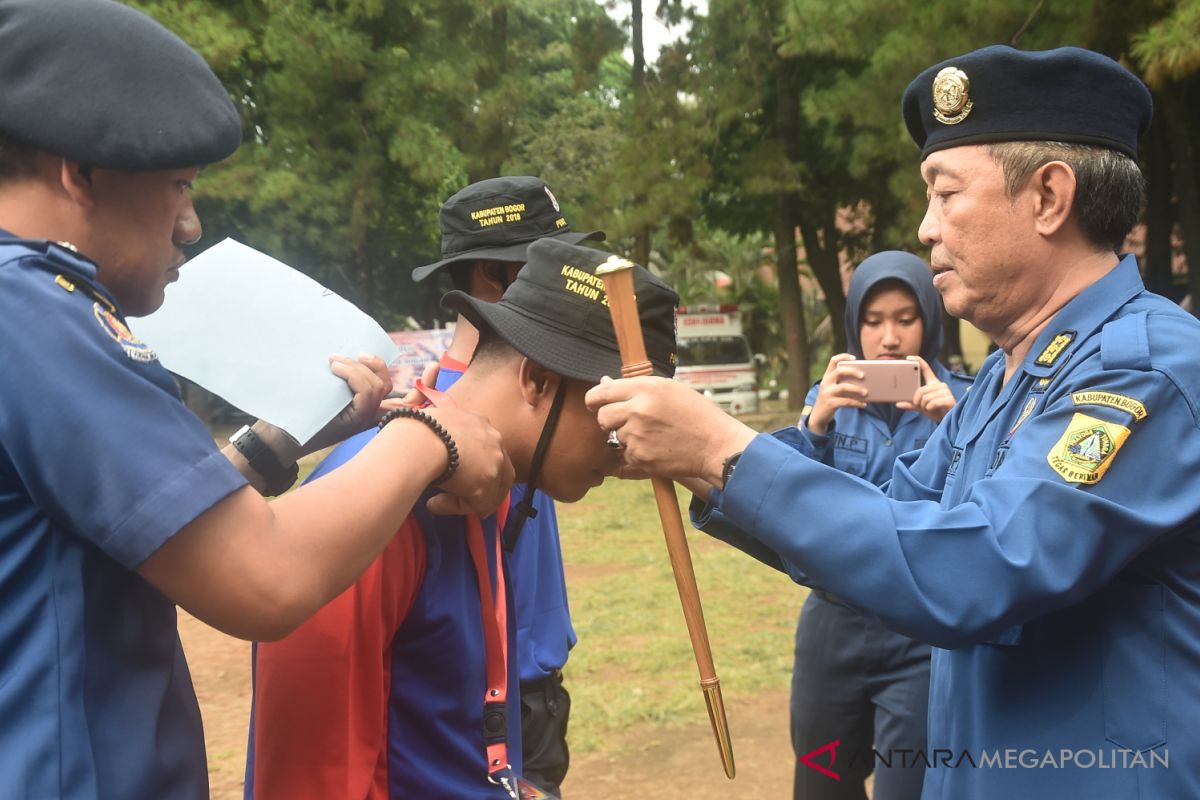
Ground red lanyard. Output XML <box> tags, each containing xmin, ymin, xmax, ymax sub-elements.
<box><xmin>416</xmin><ymin>382</ymin><xmax>513</xmax><ymax>781</ymax></box>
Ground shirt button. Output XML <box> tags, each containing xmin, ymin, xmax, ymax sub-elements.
<box><xmin>884</xmin><ymin>438</ymin><xmax>893</xmax><ymax>446</ymax></box>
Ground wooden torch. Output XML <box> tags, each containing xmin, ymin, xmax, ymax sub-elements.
<box><xmin>595</xmin><ymin>256</ymin><xmax>735</xmax><ymax>779</ymax></box>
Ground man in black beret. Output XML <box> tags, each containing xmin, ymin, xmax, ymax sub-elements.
<box><xmin>585</xmin><ymin>45</ymin><xmax>1200</xmax><ymax>799</ymax></box>
<box><xmin>0</xmin><ymin>2</ymin><xmax>511</xmax><ymax>798</ymax></box>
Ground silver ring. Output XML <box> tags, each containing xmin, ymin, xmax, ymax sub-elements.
<box><xmin>606</xmin><ymin>429</ymin><xmax>625</xmax><ymax>450</ymax></box>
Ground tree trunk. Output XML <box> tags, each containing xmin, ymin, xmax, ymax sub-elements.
<box><xmin>776</xmin><ymin>193</ymin><xmax>809</xmax><ymax>409</ymax></box>
<box><xmin>1143</xmin><ymin>92</ymin><xmax>1175</xmax><ymax>299</ymax></box>
<box><xmin>631</xmin><ymin>0</ymin><xmax>651</xmax><ymax>267</ymax></box>
<box><xmin>797</xmin><ymin>213</ymin><xmax>847</xmax><ymax>354</ymax></box>
<box><xmin>774</xmin><ymin>53</ymin><xmax>814</xmax><ymax>397</ymax></box>
<box><xmin>1162</xmin><ymin>82</ymin><xmax>1200</xmax><ymax>315</ymax></box>
<box><xmin>631</xmin><ymin>0</ymin><xmax>645</xmax><ymax>84</ymax></box>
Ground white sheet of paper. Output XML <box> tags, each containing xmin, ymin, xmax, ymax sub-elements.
<box><xmin>131</xmin><ymin>238</ymin><xmax>400</xmax><ymax>445</ymax></box>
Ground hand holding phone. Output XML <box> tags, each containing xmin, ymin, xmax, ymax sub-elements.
<box><xmin>841</xmin><ymin>359</ymin><xmax>920</xmax><ymax>404</ymax></box>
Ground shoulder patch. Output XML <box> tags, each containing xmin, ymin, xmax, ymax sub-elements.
<box><xmin>1071</xmin><ymin>390</ymin><xmax>1147</xmax><ymax>422</ymax></box>
<box><xmin>1046</xmin><ymin>412</ymin><xmax>1130</xmax><ymax>485</ymax></box>
<box><xmin>93</xmin><ymin>302</ymin><xmax>157</xmax><ymax>363</ymax></box>
<box><xmin>1035</xmin><ymin>330</ymin><xmax>1076</xmax><ymax>367</ymax></box>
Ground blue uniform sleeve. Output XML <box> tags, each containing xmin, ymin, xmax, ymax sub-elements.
<box><xmin>689</xmin><ymin>488</ymin><xmax>791</xmax><ymax>575</ymax></box>
<box><xmin>0</xmin><ymin>255</ymin><xmax>246</xmax><ymax>568</ymax></box>
<box><xmin>712</xmin><ymin>332</ymin><xmax>1200</xmax><ymax>649</ymax></box>
<box><xmin>790</xmin><ymin>383</ymin><xmax>834</xmax><ymax>463</ymax></box>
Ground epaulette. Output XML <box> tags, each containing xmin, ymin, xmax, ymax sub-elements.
<box><xmin>1</xmin><ymin>238</ymin><xmax>118</xmax><ymax>314</ymax></box>
<box><xmin>1100</xmin><ymin>312</ymin><xmax>1152</xmax><ymax>371</ymax></box>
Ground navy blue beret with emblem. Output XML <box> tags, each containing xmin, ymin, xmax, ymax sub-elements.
<box><xmin>0</xmin><ymin>0</ymin><xmax>242</xmax><ymax>170</ymax></box>
<box><xmin>902</xmin><ymin>45</ymin><xmax>1152</xmax><ymax>160</ymax></box>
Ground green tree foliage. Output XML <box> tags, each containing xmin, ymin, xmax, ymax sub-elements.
<box><xmin>779</xmin><ymin>0</ymin><xmax>1200</xmax><ymax>315</ymax></box>
<box><xmin>135</xmin><ymin>0</ymin><xmax>625</xmax><ymax>328</ymax></box>
<box><xmin>134</xmin><ymin>0</ymin><xmax>1200</xmax><ymax>355</ymax></box>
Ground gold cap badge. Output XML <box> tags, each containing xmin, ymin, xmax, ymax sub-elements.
<box><xmin>932</xmin><ymin>67</ymin><xmax>973</xmax><ymax>125</ymax></box>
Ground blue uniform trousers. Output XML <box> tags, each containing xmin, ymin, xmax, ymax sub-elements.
<box><xmin>792</xmin><ymin>593</ymin><xmax>930</xmax><ymax>799</ymax></box>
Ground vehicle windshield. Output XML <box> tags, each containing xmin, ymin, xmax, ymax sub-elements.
<box><xmin>677</xmin><ymin>336</ymin><xmax>751</xmax><ymax>367</ymax></box>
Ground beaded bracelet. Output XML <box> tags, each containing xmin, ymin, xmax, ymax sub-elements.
<box><xmin>378</xmin><ymin>407</ymin><xmax>460</xmax><ymax>485</ymax></box>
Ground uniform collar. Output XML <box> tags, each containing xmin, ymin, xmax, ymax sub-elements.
<box><xmin>0</xmin><ymin>228</ymin><xmax>101</xmax><ymax>281</ymax></box>
<box><xmin>1020</xmin><ymin>254</ymin><xmax>1144</xmax><ymax>379</ymax></box>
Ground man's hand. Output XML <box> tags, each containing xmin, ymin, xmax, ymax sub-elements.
<box><xmin>231</xmin><ymin>354</ymin><xmax>392</xmax><ymax>489</ymax></box>
<box><xmin>305</xmin><ymin>354</ymin><xmax>393</xmax><ymax>452</ymax></box>
<box><xmin>585</xmin><ymin>376</ymin><xmax>757</xmax><ymax>487</ymax></box>
<box><xmin>805</xmin><ymin>353</ymin><xmax>868</xmax><ymax>435</ymax></box>
<box><xmin>422</xmin><ymin>407</ymin><xmax>515</xmax><ymax>516</ymax></box>
<box><xmin>381</xmin><ymin>360</ymin><xmax>441</xmax><ymax>414</ymax></box>
<box><xmin>895</xmin><ymin>356</ymin><xmax>957</xmax><ymax>423</ymax></box>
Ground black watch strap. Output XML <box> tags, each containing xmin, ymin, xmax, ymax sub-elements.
<box><xmin>230</xmin><ymin>424</ymin><xmax>299</xmax><ymax>496</ymax></box>
<box><xmin>720</xmin><ymin>451</ymin><xmax>743</xmax><ymax>490</ymax></box>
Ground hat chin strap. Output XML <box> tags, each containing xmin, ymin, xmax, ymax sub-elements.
<box><xmin>501</xmin><ymin>379</ymin><xmax>567</xmax><ymax>552</ymax></box>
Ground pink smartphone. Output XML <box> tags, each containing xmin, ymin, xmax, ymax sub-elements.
<box><xmin>843</xmin><ymin>359</ymin><xmax>920</xmax><ymax>403</ymax></box>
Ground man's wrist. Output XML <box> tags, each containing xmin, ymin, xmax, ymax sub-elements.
<box><xmin>230</xmin><ymin>423</ymin><xmax>300</xmax><ymax>496</ymax></box>
<box><xmin>375</xmin><ymin>412</ymin><xmax>450</xmax><ymax>486</ymax></box>
<box><xmin>704</xmin><ymin>426</ymin><xmax>758</xmax><ymax>488</ymax></box>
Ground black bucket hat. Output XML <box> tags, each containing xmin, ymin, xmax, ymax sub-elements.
<box><xmin>442</xmin><ymin>237</ymin><xmax>678</xmax><ymax>383</ymax></box>
<box><xmin>412</xmin><ymin>176</ymin><xmax>604</xmax><ymax>282</ymax></box>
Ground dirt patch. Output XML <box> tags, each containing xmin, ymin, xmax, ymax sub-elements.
<box><xmin>179</xmin><ymin>612</ymin><xmax>795</xmax><ymax>799</ymax></box>
<box><xmin>562</xmin><ymin>562</ymin><xmax>631</xmax><ymax>587</ymax></box>
<box><xmin>562</xmin><ymin>689</ymin><xmax>793</xmax><ymax>799</ymax></box>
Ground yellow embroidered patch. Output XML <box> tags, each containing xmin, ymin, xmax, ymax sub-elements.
<box><xmin>801</xmin><ymin>405</ymin><xmax>813</xmax><ymax>417</ymax></box>
<box><xmin>1035</xmin><ymin>331</ymin><xmax>1076</xmax><ymax>367</ymax></box>
<box><xmin>1046</xmin><ymin>412</ymin><xmax>1130</xmax><ymax>485</ymax></box>
<box><xmin>1071</xmin><ymin>391</ymin><xmax>1147</xmax><ymax>422</ymax></box>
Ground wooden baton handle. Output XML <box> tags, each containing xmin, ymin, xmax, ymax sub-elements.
<box><xmin>596</xmin><ymin>258</ymin><xmax>735</xmax><ymax>779</ymax></box>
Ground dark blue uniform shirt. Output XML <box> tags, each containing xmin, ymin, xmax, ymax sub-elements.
<box><xmin>0</xmin><ymin>235</ymin><xmax>246</xmax><ymax>799</ymax></box>
<box><xmin>696</xmin><ymin>255</ymin><xmax>1200</xmax><ymax>799</ymax></box>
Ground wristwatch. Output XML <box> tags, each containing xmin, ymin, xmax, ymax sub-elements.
<box><xmin>720</xmin><ymin>451</ymin><xmax>743</xmax><ymax>490</ymax></box>
<box><xmin>229</xmin><ymin>424</ymin><xmax>299</xmax><ymax>496</ymax></box>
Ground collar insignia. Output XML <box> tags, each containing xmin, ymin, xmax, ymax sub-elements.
<box><xmin>1035</xmin><ymin>330</ymin><xmax>1076</xmax><ymax>367</ymax></box>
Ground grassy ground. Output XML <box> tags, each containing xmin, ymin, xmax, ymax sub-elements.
<box><xmin>558</xmin><ymin>478</ymin><xmax>802</xmax><ymax>756</ymax></box>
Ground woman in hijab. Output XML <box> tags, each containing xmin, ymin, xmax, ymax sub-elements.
<box><xmin>787</xmin><ymin>251</ymin><xmax>972</xmax><ymax>800</ymax></box>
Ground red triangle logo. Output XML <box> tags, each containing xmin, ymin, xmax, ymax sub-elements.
<box><xmin>799</xmin><ymin>738</ymin><xmax>841</xmax><ymax>781</ymax></box>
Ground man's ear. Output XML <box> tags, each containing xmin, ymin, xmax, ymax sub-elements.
<box><xmin>473</xmin><ymin>261</ymin><xmax>508</xmax><ymax>302</ymax></box>
<box><xmin>517</xmin><ymin>358</ymin><xmax>562</xmax><ymax>409</ymax></box>
<box><xmin>1030</xmin><ymin>160</ymin><xmax>1076</xmax><ymax>238</ymax></box>
<box><xmin>59</xmin><ymin>160</ymin><xmax>97</xmax><ymax>209</ymax></box>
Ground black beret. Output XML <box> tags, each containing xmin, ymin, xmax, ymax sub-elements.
<box><xmin>0</xmin><ymin>0</ymin><xmax>242</xmax><ymax>170</ymax></box>
<box><xmin>902</xmin><ymin>45</ymin><xmax>1152</xmax><ymax>160</ymax></box>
